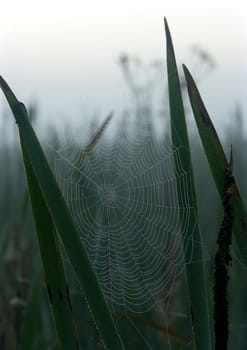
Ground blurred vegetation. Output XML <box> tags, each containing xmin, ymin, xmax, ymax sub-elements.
<box><xmin>0</xmin><ymin>51</ymin><xmax>247</xmax><ymax>349</ymax></box>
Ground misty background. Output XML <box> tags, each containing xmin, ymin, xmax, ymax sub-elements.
<box><xmin>1</xmin><ymin>0</ymin><xmax>246</xmax><ymax>135</ymax></box>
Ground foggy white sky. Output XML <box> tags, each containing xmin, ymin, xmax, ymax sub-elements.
<box><xmin>1</xmin><ymin>0</ymin><xmax>246</xmax><ymax>133</ymax></box>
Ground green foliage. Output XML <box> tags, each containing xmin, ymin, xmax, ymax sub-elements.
<box><xmin>0</xmin><ymin>20</ymin><xmax>246</xmax><ymax>350</ymax></box>
<box><xmin>21</xmin><ymin>139</ymin><xmax>80</xmax><ymax>350</ymax></box>
<box><xmin>0</xmin><ymin>76</ymin><xmax>124</xmax><ymax>350</ymax></box>
<box><xmin>165</xmin><ymin>18</ymin><xmax>212</xmax><ymax>350</ymax></box>
<box><xmin>183</xmin><ymin>65</ymin><xmax>247</xmax><ymax>267</ymax></box>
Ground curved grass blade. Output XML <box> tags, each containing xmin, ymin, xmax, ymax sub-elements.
<box><xmin>164</xmin><ymin>18</ymin><xmax>212</xmax><ymax>350</ymax></box>
<box><xmin>183</xmin><ymin>64</ymin><xmax>247</xmax><ymax>266</ymax></box>
<box><xmin>0</xmin><ymin>76</ymin><xmax>125</xmax><ymax>350</ymax></box>
<box><xmin>21</xmin><ymin>139</ymin><xmax>80</xmax><ymax>349</ymax></box>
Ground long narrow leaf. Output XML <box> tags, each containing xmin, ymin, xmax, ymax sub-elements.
<box><xmin>164</xmin><ymin>18</ymin><xmax>212</xmax><ymax>350</ymax></box>
<box><xmin>183</xmin><ymin>64</ymin><xmax>247</xmax><ymax>266</ymax></box>
<box><xmin>21</xmin><ymin>138</ymin><xmax>80</xmax><ymax>349</ymax></box>
<box><xmin>0</xmin><ymin>76</ymin><xmax>125</xmax><ymax>350</ymax></box>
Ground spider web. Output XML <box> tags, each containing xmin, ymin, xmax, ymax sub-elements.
<box><xmin>51</xmin><ymin>115</ymin><xmax>208</xmax><ymax>317</ymax></box>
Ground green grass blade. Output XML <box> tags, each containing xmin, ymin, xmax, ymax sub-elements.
<box><xmin>0</xmin><ymin>76</ymin><xmax>125</xmax><ymax>350</ymax></box>
<box><xmin>164</xmin><ymin>18</ymin><xmax>212</xmax><ymax>350</ymax></box>
<box><xmin>21</xmin><ymin>138</ymin><xmax>80</xmax><ymax>349</ymax></box>
<box><xmin>183</xmin><ymin>64</ymin><xmax>247</xmax><ymax>266</ymax></box>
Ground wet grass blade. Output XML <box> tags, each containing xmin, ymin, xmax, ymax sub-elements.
<box><xmin>0</xmin><ymin>76</ymin><xmax>125</xmax><ymax>350</ymax></box>
<box><xmin>183</xmin><ymin>64</ymin><xmax>247</xmax><ymax>266</ymax></box>
<box><xmin>21</xmin><ymin>138</ymin><xmax>80</xmax><ymax>349</ymax></box>
<box><xmin>164</xmin><ymin>18</ymin><xmax>212</xmax><ymax>350</ymax></box>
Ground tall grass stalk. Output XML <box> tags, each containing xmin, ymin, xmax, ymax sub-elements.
<box><xmin>0</xmin><ymin>76</ymin><xmax>125</xmax><ymax>350</ymax></box>
<box><xmin>21</xmin><ymin>139</ymin><xmax>80</xmax><ymax>349</ymax></box>
<box><xmin>183</xmin><ymin>65</ymin><xmax>247</xmax><ymax>267</ymax></box>
<box><xmin>164</xmin><ymin>18</ymin><xmax>212</xmax><ymax>350</ymax></box>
